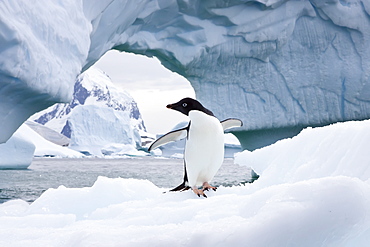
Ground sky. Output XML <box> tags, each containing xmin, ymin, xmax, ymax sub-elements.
<box><xmin>93</xmin><ymin>50</ymin><xmax>195</xmax><ymax>134</ymax></box>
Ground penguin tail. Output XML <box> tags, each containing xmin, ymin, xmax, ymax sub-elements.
<box><xmin>169</xmin><ymin>182</ymin><xmax>191</xmax><ymax>192</ymax></box>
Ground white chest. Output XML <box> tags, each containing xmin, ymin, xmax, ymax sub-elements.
<box><xmin>185</xmin><ymin>111</ymin><xmax>224</xmax><ymax>187</ymax></box>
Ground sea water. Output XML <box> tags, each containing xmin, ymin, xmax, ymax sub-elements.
<box><xmin>0</xmin><ymin>157</ymin><xmax>254</xmax><ymax>203</ymax></box>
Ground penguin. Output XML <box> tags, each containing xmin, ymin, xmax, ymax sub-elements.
<box><xmin>148</xmin><ymin>97</ymin><xmax>243</xmax><ymax>198</ymax></box>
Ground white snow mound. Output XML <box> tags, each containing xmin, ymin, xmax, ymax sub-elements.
<box><xmin>1</xmin><ymin>121</ymin><xmax>370</xmax><ymax>246</ymax></box>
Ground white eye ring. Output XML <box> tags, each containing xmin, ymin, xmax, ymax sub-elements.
<box><xmin>182</xmin><ymin>103</ymin><xmax>187</xmax><ymax>107</ymax></box>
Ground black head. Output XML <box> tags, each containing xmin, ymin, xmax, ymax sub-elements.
<box><xmin>166</xmin><ymin>97</ymin><xmax>214</xmax><ymax>116</ymax></box>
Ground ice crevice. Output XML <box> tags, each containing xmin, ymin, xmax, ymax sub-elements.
<box><xmin>269</xmin><ymin>59</ymin><xmax>306</xmax><ymax>114</ymax></box>
<box><xmin>348</xmin><ymin>30</ymin><xmax>365</xmax><ymax>72</ymax></box>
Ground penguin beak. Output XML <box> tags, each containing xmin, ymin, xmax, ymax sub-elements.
<box><xmin>166</xmin><ymin>101</ymin><xmax>188</xmax><ymax>116</ymax></box>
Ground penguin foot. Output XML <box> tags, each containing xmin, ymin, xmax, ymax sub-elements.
<box><xmin>192</xmin><ymin>187</ymin><xmax>207</xmax><ymax>198</ymax></box>
<box><xmin>202</xmin><ymin>182</ymin><xmax>217</xmax><ymax>192</ymax></box>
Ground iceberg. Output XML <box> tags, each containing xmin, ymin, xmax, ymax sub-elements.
<box><xmin>25</xmin><ymin>121</ymin><xmax>70</xmax><ymax>147</ymax></box>
<box><xmin>1</xmin><ymin>120</ymin><xmax>370</xmax><ymax>246</ymax></box>
<box><xmin>1</xmin><ymin>1</ymin><xmax>370</xmax><ymax>150</ymax></box>
<box><xmin>25</xmin><ymin>124</ymin><xmax>84</xmax><ymax>158</ymax></box>
<box><xmin>66</xmin><ymin>104</ymin><xmax>141</xmax><ymax>156</ymax></box>
<box><xmin>0</xmin><ymin>124</ymin><xmax>83</xmax><ymax>169</ymax></box>
<box><xmin>0</xmin><ymin>0</ymin><xmax>90</xmax><ymax>143</ymax></box>
<box><xmin>0</xmin><ymin>125</ymin><xmax>35</xmax><ymax>169</ymax></box>
<box><xmin>31</xmin><ymin>68</ymin><xmax>145</xmax><ymax>156</ymax></box>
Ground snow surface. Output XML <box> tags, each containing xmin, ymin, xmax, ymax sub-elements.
<box><xmin>234</xmin><ymin>120</ymin><xmax>370</xmax><ymax>185</ymax></box>
<box><xmin>2</xmin><ymin>0</ymin><xmax>370</xmax><ymax>150</ymax></box>
<box><xmin>1</xmin><ymin>120</ymin><xmax>370</xmax><ymax>246</ymax></box>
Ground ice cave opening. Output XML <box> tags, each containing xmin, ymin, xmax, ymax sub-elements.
<box><xmin>2</xmin><ymin>0</ymin><xmax>370</xmax><ymax>152</ymax></box>
<box><xmin>93</xmin><ymin>50</ymin><xmax>196</xmax><ymax>135</ymax></box>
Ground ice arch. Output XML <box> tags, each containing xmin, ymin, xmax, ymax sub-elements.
<box><xmin>1</xmin><ymin>0</ymin><xmax>370</xmax><ymax>150</ymax></box>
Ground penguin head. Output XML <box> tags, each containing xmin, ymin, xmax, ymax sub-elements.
<box><xmin>166</xmin><ymin>97</ymin><xmax>214</xmax><ymax>116</ymax></box>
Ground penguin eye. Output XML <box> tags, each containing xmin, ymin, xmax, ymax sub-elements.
<box><xmin>182</xmin><ymin>103</ymin><xmax>187</xmax><ymax>107</ymax></box>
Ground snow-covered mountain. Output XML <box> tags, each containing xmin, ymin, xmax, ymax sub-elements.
<box><xmin>30</xmin><ymin>68</ymin><xmax>146</xmax><ymax>156</ymax></box>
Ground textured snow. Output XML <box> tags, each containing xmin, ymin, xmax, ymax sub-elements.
<box><xmin>235</xmin><ymin>120</ymin><xmax>370</xmax><ymax>186</ymax></box>
<box><xmin>1</xmin><ymin>120</ymin><xmax>370</xmax><ymax>246</ymax></box>
<box><xmin>1</xmin><ymin>0</ymin><xmax>370</xmax><ymax>150</ymax></box>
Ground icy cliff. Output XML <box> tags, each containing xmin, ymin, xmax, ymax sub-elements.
<box><xmin>1</xmin><ymin>0</ymin><xmax>370</xmax><ymax>149</ymax></box>
<box><xmin>31</xmin><ymin>68</ymin><xmax>145</xmax><ymax>156</ymax></box>
<box><xmin>0</xmin><ymin>1</ymin><xmax>90</xmax><ymax>142</ymax></box>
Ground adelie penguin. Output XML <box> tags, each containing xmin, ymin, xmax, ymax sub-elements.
<box><xmin>148</xmin><ymin>97</ymin><xmax>243</xmax><ymax>198</ymax></box>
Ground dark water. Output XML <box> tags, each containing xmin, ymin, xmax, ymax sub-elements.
<box><xmin>0</xmin><ymin>157</ymin><xmax>255</xmax><ymax>203</ymax></box>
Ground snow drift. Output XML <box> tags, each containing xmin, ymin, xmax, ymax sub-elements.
<box><xmin>1</xmin><ymin>1</ymin><xmax>370</xmax><ymax>150</ymax></box>
<box><xmin>1</xmin><ymin>120</ymin><xmax>370</xmax><ymax>246</ymax></box>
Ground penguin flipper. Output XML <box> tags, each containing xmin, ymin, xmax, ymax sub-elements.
<box><xmin>148</xmin><ymin>127</ymin><xmax>188</xmax><ymax>151</ymax></box>
<box><xmin>221</xmin><ymin>118</ymin><xmax>243</xmax><ymax>131</ymax></box>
